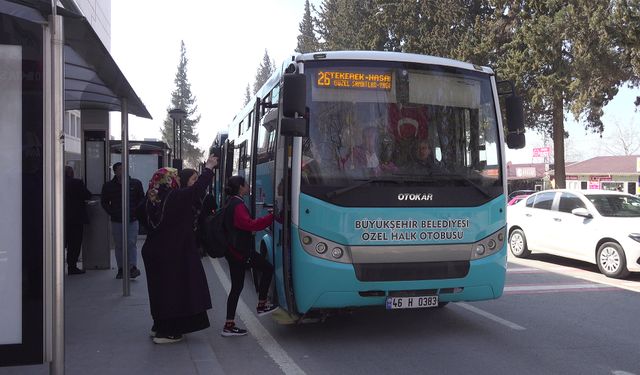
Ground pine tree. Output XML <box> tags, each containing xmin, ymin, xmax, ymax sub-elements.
<box><xmin>243</xmin><ymin>83</ymin><xmax>252</xmax><ymax>106</ymax></box>
<box><xmin>611</xmin><ymin>0</ymin><xmax>640</xmax><ymax>108</ymax></box>
<box><xmin>481</xmin><ymin>0</ymin><xmax>638</xmax><ymax>188</ymax></box>
<box><xmin>296</xmin><ymin>0</ymin><xmax>320</xmax><ymax>53</ymax></box>
<box><xmin>316</xmin><ymin>0</ymin><xmax>388</xmax><ymax>51</ymax></box>
<box><xmin>254</xmin><ymin>49</ymin><xmax>275</xmax><ymax>95</ymax></box>
<box><xmin>375</xmin><ymin>0</ymin><xmax>493</xmax><ymax>61</ymax></box>
<box><xmin>161</xmin><ymin>41</ymin><xmax>203</xmax><ymax>168</ymax></box>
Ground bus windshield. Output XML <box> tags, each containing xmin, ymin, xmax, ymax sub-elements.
<box><xmin>300</xmin><ymin>61</ymin><xmax>503</xmax><ymax>206</ymax></box>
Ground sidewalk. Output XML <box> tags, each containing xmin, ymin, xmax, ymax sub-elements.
<box><xmin>0</xmin><ymin>237</ymin><xmax>225</xmax><ymax>375</ymax></box>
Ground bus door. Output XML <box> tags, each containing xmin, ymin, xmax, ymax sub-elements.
<box><xmin>273</xmin><ymin>132</ymin><xmax>297</xmax><ymax>314</ymax></box>
<box><xmin>219</xmin><ymin>140</ymin><xmax>234</xmax><ymax>205</ymax></box>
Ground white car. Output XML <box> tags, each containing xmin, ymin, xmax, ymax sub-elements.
<box><xmin>507</xmin><ymin>189</ymin><xmax>640</xmax><ymax>278</ymax></box>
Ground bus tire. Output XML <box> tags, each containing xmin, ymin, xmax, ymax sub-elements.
<box><xmin>509</xmin><ymin>228</ymin><xmax>531</xmax><ymax>258</ymax></box>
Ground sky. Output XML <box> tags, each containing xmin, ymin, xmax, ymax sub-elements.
<box><xmin>108</xmin><ymin>1</ymin><xmax>640</xmax><ymax>165</ymax></box>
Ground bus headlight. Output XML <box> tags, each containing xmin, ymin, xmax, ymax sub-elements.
<box><xmin>316</xmin><ymin>242</ymin><xmax>328</xmax><ymax>254</ymax></box>
<box><xmin>298</xmin><ymin>229</ymin><xmax>353</xmax><ymax>264</ymax></box>
<box><xmin>331</xmin><ymin>247</ymin><xmax>344</xmax><ymax>259</ymax></box>
<box><xmin>470</xmin><ymin>227</ymin><xmax>506</xmax><ymax>260</ymax></box>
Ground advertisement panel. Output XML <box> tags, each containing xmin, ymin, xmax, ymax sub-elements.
<box><xmin>0</xmin><ymin>45</ymin><xmax>22</xmax><ymax>346</ymax></box>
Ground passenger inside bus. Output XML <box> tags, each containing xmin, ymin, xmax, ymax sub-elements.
<box><xmin>407</xmin><ymin>138</ymin><xmax>443</xmax><ymax>171</ymax></box>
<box><xmin>302</xmin><ymin>141</ymin><xmax>332</xmax><ymax>184</ymax></box>
<box><xmin>341</xmin><ymin>126</ymin><xmax>396</xmax><ymax>177</ymax></box>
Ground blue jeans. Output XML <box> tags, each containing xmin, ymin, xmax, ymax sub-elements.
<box><xmin>111</xmin><ymin>221</ymin><xmax>138</xmax><ymax>269</ymax></box>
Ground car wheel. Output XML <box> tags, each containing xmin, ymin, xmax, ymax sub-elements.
<box><xmin>436</xmin><ymin>302</ymin><xmax>449</xmax><ymax>308</ymax></box>
<box><xmin>596</xmin><ymin>242</ymin><xmax>630</xmax><ymax>279</ymax></box>
<box><xmin>509</xmin><ymin>229</ymin><xmax>531</xmax><ymax>258</ymax></box>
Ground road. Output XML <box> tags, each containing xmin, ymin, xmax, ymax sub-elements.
<box><xmin>203</xmin><ymin>254</ymin><xmax>640</xmax><ymax>375</ymax></box>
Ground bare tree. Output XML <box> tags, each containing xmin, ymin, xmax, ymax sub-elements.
<box><xmin>603</xmin><ymin>119</ymin><xmax>640</xmax><ymax>156</ymax></box>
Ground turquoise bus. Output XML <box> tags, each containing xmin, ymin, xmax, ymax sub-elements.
<box><xmin>211</xmin><ymin>51</ymin><xmax>525</xmax><ymax>319</ymax></box>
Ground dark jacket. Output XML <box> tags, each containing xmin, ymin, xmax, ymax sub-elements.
<box><xmin>100</xmin><ymin>176</ymin><xmax>145</xmax><ymax>222</ymax></box>
<box><xmin>137</xmin><ymin>168</ymin><xmax>214</xmax><ymax>320</ymax></box>
<box><xmin>225</xmin><ymin>195</ymin><xmax>274</xmax><ymax>262</ymax></box>
<box><xmin>65</xmin><ymin>176</ymin><xmax>92</xmax><ymax>226</ymax></box>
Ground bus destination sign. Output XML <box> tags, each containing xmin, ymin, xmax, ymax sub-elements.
<box><xmin>316</xmin><ymin>71</ymin><xmax>392</xmax><ymax>90</ymax></box>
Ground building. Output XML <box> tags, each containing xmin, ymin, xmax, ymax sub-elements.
<box><xmin>555</xmin><ymin>155</ymin><xmax>640</xmax><ymax>194</ymax></box>
<box><xmin>506</xmin><ymin>162</ymin><xmax>549</xmax><ymax>192</ymax></box>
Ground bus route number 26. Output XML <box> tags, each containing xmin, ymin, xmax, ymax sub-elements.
<box><xmin>317</xmin><ymin>71</ymin><xmax>332</xmax><ymax>87</ymax></box>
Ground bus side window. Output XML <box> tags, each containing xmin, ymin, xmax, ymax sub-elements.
<box><xmin>257</xmin><ymin>122</ymin><xmax>274</xmax><ymax>163</ymax></box>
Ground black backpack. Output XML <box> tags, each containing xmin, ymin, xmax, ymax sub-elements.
<box><xmin>202</xmin><ymin>199</ymin><xmax>241</xmax><ymax>258</ymax></box>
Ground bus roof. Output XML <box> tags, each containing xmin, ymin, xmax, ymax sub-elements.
<box><xmin>295</xmin><ymin>50</ymin><xmax>494</xmax><ymax>75</ymax></box>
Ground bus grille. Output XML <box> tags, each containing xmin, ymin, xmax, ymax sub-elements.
<box><xmin>353</xmin><ymin>261</ymin><xmax>470</xmax><ymax>282</ymax></box>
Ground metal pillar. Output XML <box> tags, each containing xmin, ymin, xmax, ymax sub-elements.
<box><xmin>48</xmin><ymin>11</ymin><xmax>65</xmax><ymax>375</ymax></box>
<box><xmin>121</xmin><ymin>98</ymin><xmax>130</xmax><ymax>296</ymax></box>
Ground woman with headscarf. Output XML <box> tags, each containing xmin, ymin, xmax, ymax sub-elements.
<box><xmin>137</xmin><ymin>154</ymin><xmax>217</xmax><ymax>344</ymax></box>
<box><xmin>179</xmin><ymin>168</ymin><xmax>217</xmax><ymax>256</ymax></box>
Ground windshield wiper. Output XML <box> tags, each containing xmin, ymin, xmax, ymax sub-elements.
<box><xmin>392</xmin><ymin>171</ymin><xmax>492</xmax><ymax>197</ymax></box>
<box><xmin>326</xmin><ymin>178</ymin><xmax>400</xmax><ymax>199</ymax></box>
<box><xmin>430</xmin><ymin>172</ymin><xmax>492</xmax><ymax>198</ymax></box>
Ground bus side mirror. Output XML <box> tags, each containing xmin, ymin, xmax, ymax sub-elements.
<box><xmin>281</xmin><ymin>73</ymin><xmax>308</xmax><ymax>137</ymax></box>
<box><xmin>282</xmin><ymin>73</ymin><xmax>306</xmax><ymax>117</ymax></box>
<box><xmin>281</xmin><ymin>117</ymin><xmax>308</xmax><ymax>137</ymax></box>
<box><xmin>505</xmin><ymin>95</ymin><xmax>526</xmax><ymax>149</ymax></box>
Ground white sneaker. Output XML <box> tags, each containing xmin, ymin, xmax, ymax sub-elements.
<box><xmin>153</xmin><ymin>334</ymin><xmax>183</xmax><ymax>344</ymax></box>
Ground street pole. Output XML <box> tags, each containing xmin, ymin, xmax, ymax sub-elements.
<box><xmin>49</xmin><ymin>8</ymin><xmax>65</xmax><ymax>375</ymax></box>
<box><xmin>179</xmin><ymin>118</ymin><xmax>183</xmax><ymax>161</ymax></box>
<box><xmin>121</xmin><ymin>98</ymin><xmax>130</xmax><ymax>296</ymax></box>
<box><xmin>168</xmin><ymin>108</ymin><xmax>186</xmax><ymax>171</ymax></box>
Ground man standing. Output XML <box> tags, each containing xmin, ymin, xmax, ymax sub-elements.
<box><xmin>64</xmin><ymin>166</ymin><xmax>92</xmax><ymax>275</ymax></box>
<box><xmin>101</xmin><ymin>162</ymin><xmax>145</xmax><ymax>279</ymax></box>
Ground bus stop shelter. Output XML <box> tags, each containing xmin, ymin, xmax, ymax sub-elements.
<box><xmin>0</xmin><ymin>1</ymin><xmax>151</xmax><ymax>373</ymax></box>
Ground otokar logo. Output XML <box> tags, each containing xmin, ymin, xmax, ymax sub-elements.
<box><xmin>397</xmin><ymin>193</ymin><xmax>433</xmax><ymax>201</ymax></box>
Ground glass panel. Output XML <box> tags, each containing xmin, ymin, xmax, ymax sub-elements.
<box><xmin>533</xmin><ymin>192</ymin><xmax>554</xmax><ymax>210</ymax></box>
<box><xmin>586</xmin><ymin>194</ymin><xmax>640</xmax><ymax>217</ymax></box>
<box><xmin>525</xmin><ymin>195</ymin><xmax>535</xmax><ymax>207</ymax></box>
<box><xmin>85</xmin><ymin>140</ymin><xmax>106</xmax><ymax>194</ymax></box>
<box><xmin>0</xmin><ymin>15</ymin><xmax>45</xmax><ymax>365</ymax></box>
<box><xmin>64</xmin><ymin>112</ymin><xmax>70</xmax><ymax>135</ymax></box>
<box><xmin>301</xmin><ymin>61</ymin><xmax>502</xmax><ymax>204</ymax></box>
<box><xmin>558</xmin><ymin>193</ymin><xmax>585</xmax><ymax>213</ymax></box>
<box><xmin>0</xmin><ymin>44</ymin><xmax>22</xmax><ymax>345</ymax></box>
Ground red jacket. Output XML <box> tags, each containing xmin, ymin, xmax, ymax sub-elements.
<box><xmin>226</xmin><ymin>196</ymin><xmax>274</xmax><ymax>261</ymax></box>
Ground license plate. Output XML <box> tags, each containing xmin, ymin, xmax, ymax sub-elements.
<box><xmin>386</xmin><ymin>295</ymin><xmax>439</xmax><ymax>310</ymax></box>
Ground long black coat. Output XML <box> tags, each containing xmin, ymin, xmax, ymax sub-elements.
<box><xmin>138</xmin><ymin>168</ymin><xmax>213</xmax><ymax>321</ymax></box>
<box><xmin>65</xmin><ymin>176</ymin><xmax>91</xmax><ymax>226</ymax></box>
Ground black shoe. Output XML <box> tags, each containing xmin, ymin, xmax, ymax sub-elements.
<box><xmin>130</xmin><ymin>266</ymin><xmax>141</xmax><ymax>279</ymax></box>
<box><xmin>153</xmin><ymin>333</ymin><xmax>183</xmax><ymax>344</ymax></box>
<box><xmin>68</xmin><ymin>266</ymin><xmax>85</xmax><ymax>275</ymax></box>
<box><xmin>221</xmin><ymin>323</ymin><xmax>247</xmax><ymax>337</ymax></box>
<box><xmin>116</xmin><ymin>268</ymin><xmax>123</xmax><ymax>279</ymax></box>
<box><xmin>257</xmin><ymin>302</ymin><xmax>279</xmax><ymax>317</ymax></box>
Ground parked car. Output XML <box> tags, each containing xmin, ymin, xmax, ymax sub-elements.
<box><xmin>507</xmin><ymin>189</ymin><xmax>640</xmax><ymax>278</ymax></box>
<box><xmin>508</xmin><ymin>189</ymin><xmax>536</xmax><ymax>201</ymax></box>
<box><xmin>507</xmin><ymin>194</ymin><xmax>531</xmax><ymax>206</ymax></box>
